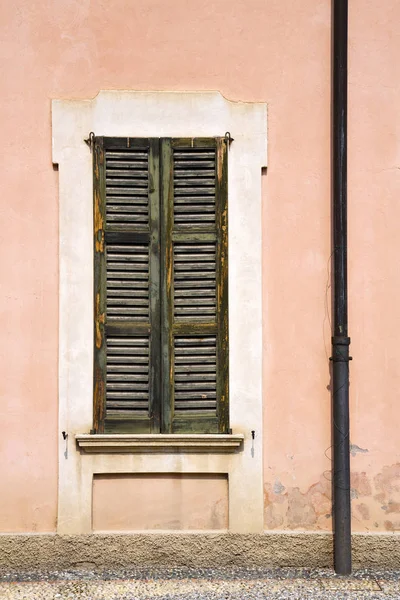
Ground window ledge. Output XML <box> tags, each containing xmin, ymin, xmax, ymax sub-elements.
<box><xmin>75</xmin><ymin>433</ymin><xmax>244</xmax><ymax>454</ymax></box>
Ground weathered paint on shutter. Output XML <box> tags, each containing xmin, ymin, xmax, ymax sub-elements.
<box><xmin>93</xmin><ymin>137</ymin><xmax>161</xmax><ymax>433</ymax></box>
<box><xmin>161</xmin><ymin>138</ymin><xmax>229</xmax><ymax>433</ymax></box>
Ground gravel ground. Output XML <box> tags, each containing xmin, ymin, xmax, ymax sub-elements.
<box><xmin>1</xmin><ymin>567</ymin><xmax>400</xmax><ymax>599</ymax></box>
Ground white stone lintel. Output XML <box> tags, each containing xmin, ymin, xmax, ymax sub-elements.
<box><xmin>76</xmin><ymin>433</ymin><xmax>244</xmax><ymax>454</ymax></box>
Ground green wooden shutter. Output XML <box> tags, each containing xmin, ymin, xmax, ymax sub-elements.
<box><xmin>161</xmin><ymin>138</ymin><xmax>229</xmax><ymax>433</ymax></box>
<box><xmin>93</xmin><ymin>137</ymin><xmax>161</xmax><ymax>433</ymax></box>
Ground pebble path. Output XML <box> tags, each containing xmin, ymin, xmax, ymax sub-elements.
<box><xmin>1</xmin><ymin>567</ymin><xmax>400</xmax><ymax>599</ymax></box>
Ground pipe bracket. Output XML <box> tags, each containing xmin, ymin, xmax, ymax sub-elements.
<box><xmin>330</xmin><ymin>336</ymin><xmax>352</xmax><ymax>362</ymax></box>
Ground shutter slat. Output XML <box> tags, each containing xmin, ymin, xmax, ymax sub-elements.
<box><xmin>108</xmin><ymin>357</ymin><xmax>148</xmax><ymax>364</ymax></box>
<box><xmin>174</xmin><ymin>205</ymin><xmax>215</xmax><ymax>213</ymax></box>
<box><xmin>175</xmin><ymin>170</ymin><xmax>215</xmax><ymax>178</ymax></box>
<box><xmin>107</xmin><ymin>409</ymin><xmax>148</xmax><ymax>416</ymax></box>
<box><xmin>107</xmin><ymin>175</ymin><xmax>148</xmax><ymax>183</ymax></box>
<box><xmin>173</xmin><ymin>402</ymin><xmax>216</xmax><ymax>410</ymax></box>
<box><xmin>105</xmin><ymin>197</ymin><xmax>149</xmax><ymax>205</ymax></box>
<box><xmin>175</xmin><ymin>365</ymin><xmax>216</xmax><ymax>373</ymax></box>
<box><xmin>107</xmin><ymin>291</ymin><xmax>148</xmax><ymax>298</ymax></box>
<box><xmin>108</xmin><ymin>298</ymin><xmax>149</xmax><ymax>306</ymax></box>
<box><xmin>107</xmin><ymin>383</ymin><xmax>149</xmax><ymax>390</ymax></box>
<box><xmin>107</xmin><ymin>205</ymin><xmax>149</xmax><ymax>214</ymax></box>
<box><xmin>107</xmin><ymin>188</ymin><xmax>148</xmax><ymax>195</ymax></box>
<box><xmin>175</xmin><ymin>298</ymin><xmax>215</xmax><ymax>306</ymax></box>
<box><xmin>107</xmin><ymin>281</ymin><xmax>149</xmax><ymax>289</ymax></box>
<box><xmin>174</xmin><ymin>188</ymin><xmax>215</xmax><ymax>197</ymax></box>
<box><xmin>174</xmin><ymin>151</ymin><xmax>215</xmax><ymax>158</ymax></box>
<box><xmin>108</xmin><ymin>374</ymin><xmax>149</xmax><ymax>381</ymax></box>
<box><xmin>174</xmin><ymin>197</ymin><xmax>217</xmax><ymax>205</ymax></box>
<box><xmin>175</xmin><ymin>374</ymin><xmax>216</xmax><ymax>381</ymax></box>
<box><xmin>174</xmin><ymin>289</ymin><xmax>215</xmax><ymax>297</ymax></box>
<box><xmin>175</xmin><ymin>382</ymin><xmax>216</xmax><ymax>389</ymax></box>
<box><xmin>175</xmin><ymin>272</ymin><xmax>215</xmax><ymax>280</ymax></box>
<box><xmin>106</xmin><ymin>151</ymin><xmax>148</xmax><ymax>159</ymax></box>
<box><xmin>107</xmin><ymin>267</ymin><xmax>149</xmax><ymax>274</ymax></box>
<box><xmin>175</xmin><ymin>178</ymin><xmax>215</xmax><ymax>187</ymax></box>
<box><xmin>175</xmin><ymin>358</ymin><xmax>216</xmax><ymax>365</ymax></box>
<box><xmin>107</xmin><ymin>246</ymin><xmax>149</xmax><ymax>254</ymax></box>
<box><xmin>106</xmin><ymin>161</ymin><xmax>148</xmax><ymax>167</ymax></box>
<box><xmin>175</xmin><ymin>262</ymin><xmax>215</xmax><ymax>270</ymax></box>
<box><xmin>175</xmin><ymin>161</ymin><xmax>215</xmax><ymax>168</ymax></box>
<box><xmin>108</xmin><ymin>365</ymin><xmax>148</xmax><ymax>373</ymax></box>
<box><xmin>108</xmin><ymin>272</ymin><xmax>148</xmax><ymax>280</ymax></box>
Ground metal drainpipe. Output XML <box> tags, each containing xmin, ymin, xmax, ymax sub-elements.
<box><xmin>332</xmin><ymin>0</ymin><xmax>352</xmax><ymax>575</ymax></box>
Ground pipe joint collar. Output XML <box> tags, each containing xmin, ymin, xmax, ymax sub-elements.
<box><xmin>331</xmin><ymin>336</ymin><xmax>351</xmax><ymax>346</ymax></box>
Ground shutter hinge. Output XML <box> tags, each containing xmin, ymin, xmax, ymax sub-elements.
<box><xmin>84</xmin><ymin>131</ymin><xmax>95</xmax><ymax>152</ymax></box>
<box><xmin>224</xmin><ymin>132</ymin><xmax>234</xmax><ymax>147</ymax></box>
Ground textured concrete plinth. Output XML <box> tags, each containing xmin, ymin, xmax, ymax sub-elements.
<box><xmin>0</xmin><ymin>533</ymin><xmax>399</xmax><ymax>570</ymax></box>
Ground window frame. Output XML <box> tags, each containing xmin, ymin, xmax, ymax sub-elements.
<box><xmin>52</xmin><ymin>91</ymin><xmax>266</xmax><ymax>535</ymax></box>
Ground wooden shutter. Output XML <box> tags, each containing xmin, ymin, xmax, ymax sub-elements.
<box><xmin>93</xmin><ymin>137</ymin><xmax>161</xmax><ymax>433</ymax></box>
<box><xmin>161</xmin><ymin>138</ymin><xmax>229</xmax><ymax>433</ymax></box>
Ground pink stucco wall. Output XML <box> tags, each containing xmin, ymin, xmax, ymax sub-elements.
<box><xmin>0</xmin><ymin>0</ymin><xmax>399</xmax><ymax>532</ymax></box>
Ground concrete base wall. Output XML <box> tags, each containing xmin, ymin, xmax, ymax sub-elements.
<box><xmin>1</xmin><ymin>533</ymin><xmax>399</xmax><ymax>570</ymax></box>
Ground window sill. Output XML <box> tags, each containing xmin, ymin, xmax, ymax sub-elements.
<box><xmin>75</xmin><ymin>433</ymin><xmax>244</xmax><ymax>454</ymax></box>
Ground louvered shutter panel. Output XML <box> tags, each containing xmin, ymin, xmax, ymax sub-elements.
<box><xmin>161</xmin><ymin>138</ymin><xmax>229</xmax><ymax>433</ymax></box>
<box><xmin>93</xmin><ymin>137</ymin><xmax>161</xmax><ymax>433</ymax></box>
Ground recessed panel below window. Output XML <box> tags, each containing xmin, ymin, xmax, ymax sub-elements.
<box><xmin>92</xmin><ymin>473</ymin><xmax>228</xmax><ymax>531</ymax></box>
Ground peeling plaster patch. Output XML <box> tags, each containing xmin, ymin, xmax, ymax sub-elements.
<box><xmin>287</xmin><ymin>488</ymin><xmax>317</xmax><ymax>528</ymax></box>
<box><xmin>350</xmin><ymin>444</ymin><xmax>369</xmax><ymax>457</ymax></box>
<box><xmin>264</xmin><ymin>484</ymin><xmax>285</xmax><ymax>529</ymax></box>
<box><xmin>351</xmin><ymin>472</ymin><xmax>372</xmax><ymax>497</ymax></box>
<box><xmin>264</xmin><ymin>475</ymin><xmax>331</xmax><ymax>531</ymax></box>
<box><xmin>374</xmin><ymin>463</ymin><xmax>400</xmax><ymax>528</ymax></box>
<box><xmin>386</xmin><ymin>502</ymin><xmax>400</xmax><ymax>514</ymax></box>
<box><xmin>375</xmin><ymin>464</ymin><xmax>400</xmax><ymax>498</ymax></box>
<box><xmin>385</xmin><ymin>519</ymin><xmax>400</xmax><ymax>532</ymax></box>
<box><xmin>264</xmin><ymin>506</ymin><xmax>284</xmax><ymax>529</ymax></box>
<box><xmin>356</xmin><ymin>504</ymin><xmax>370</xmax><ymax>520</ymax></box>
<box><xmin>265</xmin><ymin>464</ymin><xmax>400</xmax><ymax>531</ymax></box>
<box><xmin>273</xmin><ymin>480</ymin><xmax>285</xmax><ymax>495</ymax></box>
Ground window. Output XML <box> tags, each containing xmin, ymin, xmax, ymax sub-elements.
<box><xmin>53</xmin><ymin>91</ymin><xmax>266</xmax><ymax>532</ymax></box>
<box><xmin>92</xmin><ymin>136</ymin><xmax>228</xmax><ymax>434</ymax></box>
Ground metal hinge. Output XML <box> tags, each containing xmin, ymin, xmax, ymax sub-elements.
<box><xmin>84</xmin><ymin>131</ymin><xmax>95</xmax><ymax>152</ymax></box>
<box><xmin>224</xmin><ymin>131</ymin><xmax>234</xmax><ymax>147</ymax></box>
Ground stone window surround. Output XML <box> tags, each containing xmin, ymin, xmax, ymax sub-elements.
<box><xmin>52</xmin><ymin>91</ymin><xmax>267</xmax><ymax>534</ymax></box>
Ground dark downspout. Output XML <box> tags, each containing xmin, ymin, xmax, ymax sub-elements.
<box><xmin>332</xmin><ymin>0</ymin><xmax>351</xmax><ymax>575</ymax></box>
